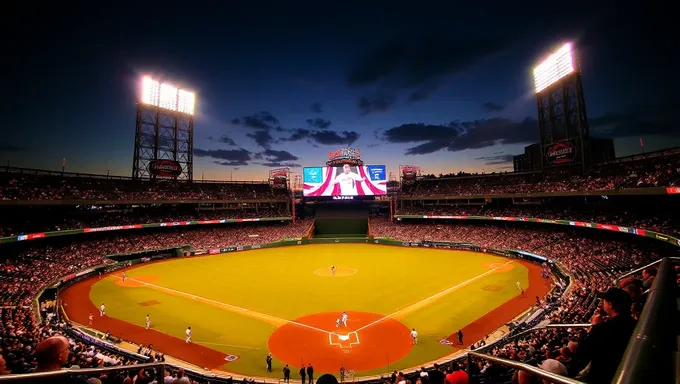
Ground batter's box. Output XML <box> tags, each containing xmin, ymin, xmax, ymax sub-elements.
<box><xmin>329</xmin><ymin>331</ymin><xmax>360</xmax><ymax>349</ymax></box>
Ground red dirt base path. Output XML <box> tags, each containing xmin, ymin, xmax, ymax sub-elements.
<box><xmin>60</xmin><ymin>275</ymin><xmax>228</xmax><ymax>370</ymax></box>
<box><xmin>443</xmin><ymin>259</ymin><xmax>550</xmax><ymax>349</ymax></box>
<box><xmin>268</xmin><ymin>311</ymin><xmax>413</xmax><ymax>373</ymax></box>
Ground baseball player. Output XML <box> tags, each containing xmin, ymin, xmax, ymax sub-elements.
<box><xmin>410</xmin><ymin>328</ymin><xmax>418</xmax><ymax>345</ymax></box>
<box><xmin>341</xmin><ymin>312</ymin><xmax>348</xmax><ymax>327</ymax></box>
<box><xmin>99</xmin><ymin>303</ymin><xmax>105</xmax><ymax>317</ymax></box>
<box><xmin>122</xmin><ymin>272</ymin><xmax>126</xmax><ymax>282</ymax></box>
<box><xmin>331</xmin><ymin>265</ymin><xmax>336</xmax><ymax>276</ymax></box>
<box><xmin>185</xmin><ymin>326</ymin><xmax>192</xmax><ymax>343</ymax></box>
<box><xmin>145</xmin><ymin>314</ymin><xmax>151</xmax><ymax>329</ymax></box>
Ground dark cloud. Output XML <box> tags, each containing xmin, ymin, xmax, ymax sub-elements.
<box><xmin>475</xmin><ymin>154</ymin><xmax>515</xmax><ymax>165</ymax></box>
<box><xmin>310</xmin><ymin>102</ymin><xmax>323</xmax><ymax>114</ymax></box>
<box><xmin>482</xmin><ymin>102</ymin><xmax>505</xmax><ymax>113</ymax></box>
<box><xmin>407</xmin><ymin>82</ymin><xmax>442</xmax><ymax>104</ymax></box>
<box><xmin>193</xmin><ymin>148</ymin><xmax>252</xmax><ymax>166</ymax></box>
<box><xmin>0</xmin><ymin>143</ymin><xmax>27</xmax><ymax>152</ymax></box>
<box><xmin>255</xmin><ymin>149</ymin><xmax>301</xmax><ymax>168</ymax></box>
<box><xmin>382</xmin><ymin>104</ymin><xmax>679</xmax><ymax>156</ymax></box>
<box><xmin>589</xmin><ymin>104</ymin><xmax>680</xmax><ymax>138</ymax></box>
<box><xmin>260</xmin><ymin>149</ymin><xmax>298</xmax><ymax>162</ymax></box>
<box><xmin>234</xmin><ymin>111</ymin><xmax>281</xmax><ymax>148</ymax></box>
<box><xmin>246</xmin><ymin>130</ymin><xmax>275</xmax><ymax>148</ymax></box>
<box><xmin>347</xmin><ymin>35</ymin><xmax>505</xmax><ymax>90</ymax></box>
<box><xmin>259</xmin><ymin>162</ymin><xmax>301</xmax><ymax>168</ymax></box>
<box><xmin>382</xmin><ymin>118</ymin><xmax>538</xmax><ymax>155</ymax></box>
<box><xmin>207</xmin><ymin>135</ymin><xmax>238</xmax><ymax>146</ymax></box>
<box><xmin>365</xmin><ymin>143</ymin><xmax>380</xmax><ymax>148</ymax></box>
<box><xmin>241</xmin><ymin>111</ymin><xmax>280</xmax><ymax>130</ymax></box>
<box><xmin>280</xmin><ymin>129</ymin><xmax>361</xmax><ymax>146</ymax></box>
<box><xmin>230</xmin><ymin>118</ymin><xmax>241</xmax><ymax>125</ymax></box>
<box><xmin>306</xmin><ymin>118</ymin><xmax>332</xmax><ymax>129</ymax></box>
<box><xmin>357</xmin><ymin>94</ymin><xmax>397</xmax><ymax>116</ymax></box>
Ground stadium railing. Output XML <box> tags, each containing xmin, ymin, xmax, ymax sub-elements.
<box><xmin>0</xmin><ymin>362</ymin><xmax>165</xmax><ymax>383</ymax></box>
<box><xmin>612</xmin><ymin>257</ymin><xmax>678</xmax><ymax>384</ymax></box>
<box><xmin>466</xmin><ymin>351</ymin><xmax>583</xmax><ymax>384</ymax></box>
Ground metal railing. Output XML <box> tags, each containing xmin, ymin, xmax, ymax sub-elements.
<box><xmin>612</xmin><ymin>257</ymin><xmax>678</xmax><ymax>384</ymax></box>
<box><xmin>0</xmin><ymin>362</ymin><xmax>164</xmax><ymax>382</ymax></box>
<box><xmin>466</xmin><ymin>351</ymin><xmax>584</xmax><ymax>384</ymax></box>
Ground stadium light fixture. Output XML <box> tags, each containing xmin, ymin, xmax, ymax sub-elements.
<box><xmin>140</xmin><ymin>76</ymin><xmax>195</xmax><ymax>115</ymax></box>
<box><xmin>533</xmin><ymin>43</ymin><xmax>575</xmax><ymax>93</ymax></box>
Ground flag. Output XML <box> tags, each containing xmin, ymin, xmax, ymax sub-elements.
<box><xmin>62</xmin><ymin>158</ymin><xmax>66</xmax><ymax>167</ymax></box>
<box><xmin>639</xmin><ymin>137</ymin><xmax>644</xmax><ymax>149</ymax></box>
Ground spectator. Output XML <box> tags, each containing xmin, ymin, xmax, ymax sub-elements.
<box><xmin>579</xmin><ymin>288</ymin><xmax>637</xmax><ymax>384</ymax></box>
<box><xmin>34</xmin><ymin>336</ymin><xmax>70</xmax><ymax>372</ymax></box>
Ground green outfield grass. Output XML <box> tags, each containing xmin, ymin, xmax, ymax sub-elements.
<box><xmin>89</xmin><ymin>244</ymin><xmax>529</xmax><ymax>377</ymax></box>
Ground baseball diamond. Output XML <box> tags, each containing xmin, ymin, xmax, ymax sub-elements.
<box><xmin>59</xmin><ymin>244</ymin><xmax>548</xmax><ymax>378</ymax></box>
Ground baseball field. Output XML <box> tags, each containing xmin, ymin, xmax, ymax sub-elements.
<box><xmin>60</xmin><ymin>244</ymin><xmax>547</xmax><ymax>379</ymax></box>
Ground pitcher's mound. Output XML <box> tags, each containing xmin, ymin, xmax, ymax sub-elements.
<box><xmin>314</xmin><ymin>267</ymin><xmax>357</xmax><ymax>277</ymax></box>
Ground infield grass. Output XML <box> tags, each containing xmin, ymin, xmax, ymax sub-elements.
<box><xmin>89</xmin><ymin>244</ymin><xmax>528</xmax><ymax>377</ymax></box>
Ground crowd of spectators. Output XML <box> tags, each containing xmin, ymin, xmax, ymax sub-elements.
<box><xmin>394</xmin><ymin>204</ymin><xmax>680</xmax><ymax>237</ymax></box>
<box><xmin>370</xmin><ymin>218</ymin><xmax>679</xmax><ymax>384</ymax></box>
<box><xmin>0</xmin><ymin>211</ymin><xmax>676</xmax><ymax>383</ymax></box>
<box><xmin>0</xmin><ymin>207</ymin><xmax>292</xmax><ymax>238</ymax></box>
<box><xmin>403</xmin><ymin>149</ymin><xmax>680</xmax><ymax>197</ymax></box>
<box><xmin>0</xmin><ymin>171</ymin><xmax>290</xmax><ymax>201</ymax></box>
<box><xmin>0</xmin><ymin>220</ymin><xmax>314</xmax><ymax>381</ymax></box>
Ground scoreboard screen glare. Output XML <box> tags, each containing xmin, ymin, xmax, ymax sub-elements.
<box><xmin>303</xmin><ymin>165</ymin><xmax>387</xmax><ymax>197</ymax></box>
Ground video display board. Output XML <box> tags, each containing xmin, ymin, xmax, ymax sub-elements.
<box><xmin>303</xmin><ymin>165</ymin><xmax>386</xmax><ymax>197</ymax></box>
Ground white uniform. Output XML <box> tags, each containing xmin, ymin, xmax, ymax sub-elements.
<box><xmin>516</xmin><ymin>281</ymin><xmax>522</xmax><ymax>291</ymax></box>
<box><xmin>185</xmin><ymin>328</ymin><xmax>192</xmax><ymax>343</ymax></box>
<box><xmin>410</xmin><ymin>329</ymin><xmax>418</xmax><ymax>344</ymax></box>
<box><xmin>341</xmin><ymin>312</ymin><xmax>348</xmax><ymax>327</ymax></box>
<box><xmin>331</xmin><ymin>265</ymin><xmax>336</xmax><ymax>275</ymax></box>
<box><xmin>333</xmin><ymin>171</ymin><xmax>363</xmax><ymax>196</ymax></box>
<box><xmin>145</xmin><ymin>316</ymin><xmax>151</xmax><ymax>329</ymax></box>
<box><xmin>336</xmin><ymin>319</ymin><xmax>341</xmax><ymax>328</ymax></box>
<box><xmin>99</xmin><ymin>304</ymin><xmax>105</xmax><ymax>317</ymax></box>
<box><xmin>122</xmin><ymin>272</ymin><xmax>126</xmax><ymax>282</ymax></box>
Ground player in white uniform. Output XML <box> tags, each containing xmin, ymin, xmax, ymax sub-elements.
<box><xmin>332</xmin><ymin>164</ymin><xmax>365</xmax><ymax>196</ymax></box>
<box><xmin>122</xmin><ymin>272</ymin><xmax>126</xmax><ymax>282</ymax></box>
<box><xmin>410</xmin><ymin>328</ymin><xmax>418</xmax><ymax>345</ymax></box>
<box><xmin>516</xmin><ymin>281</ymin><xmax>525</xmax><ymax>298</ymax></box>
<box><xmin>336</xmin><ymin>318</ymin><xmax>341</xmax><ymax>328</ymax></box>
<box><xmin>341</xmin><ymin>312</ymin><xmax>348</xmax><ymax>327</ymax></box>
<box><xmin>185</xmin><ymin>326</ymin><xmax>192</xmax><ymax>343</ymax></box>
<box><xmin>145</xmin><ymin>314</ymin><xmax>151</xmax><ymax>330</ymax></box>
<box><xmin>331</xmin><ymin>265</ymin><xmax>336</xmax><ymax>276</ymax></box>
<box><xmin>99</xmin><ymin>303</ymin><xmax>105</xmax><ymax>317</ymax></box>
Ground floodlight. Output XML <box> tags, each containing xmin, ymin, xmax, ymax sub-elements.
<box><xmin>177</xmin><ymin>89</ymin><xmax>196</xmax><ymax>115</ymax></box>
<box><xmin>139</xmin><ymin>76</ymin><xmax>195</xmax><ymax>115</ymax></box>
<box><xmin>533</xmin><ymin>43</ymin><xmax>575</xmax><ymax>93</ymax></box>
<box><xmin>141</xmin><ymin>76</ymin><xmax>160</xmax><ymax>106</ymax></box>
<box><xmin>159</xmin><ymin>83</ymin><xmax>178</xmax><ymax>111</ymax></box>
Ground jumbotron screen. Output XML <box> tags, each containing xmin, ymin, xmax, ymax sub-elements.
<box><xmin>303</xmin><ymin>165</ymin><xmax>387</xmax><ymax>197</ymax></box>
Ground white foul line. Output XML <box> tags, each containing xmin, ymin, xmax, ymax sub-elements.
<box><xmin>112</xmin><ymin>275</ymin><xmax>331</xmax><ymax>335</ymax></box>
<box><xmin>354</xmin><ymin>260</ymin><xmax>514</xmax><ymax>333</ymax></box>
<box><xmin>194</xmin><ymin>341</ymin><xmax>263</xmax><ymax>350</ymax></box>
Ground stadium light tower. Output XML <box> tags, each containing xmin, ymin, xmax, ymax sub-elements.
<box><xmin>132</xmin><ymin>75</ymin><xmax>195</xmax><ymax>181</ymax></box>
<box><xmin>533</xmin><ymin>43</ymin><xmax>591</xmax><ymax>171</ymax></box>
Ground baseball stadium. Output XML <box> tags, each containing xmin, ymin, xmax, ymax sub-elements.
<box><xmin>1</xmin><ymin>44</ymin><xmax>678</xmax><ymax>384</ymax></box>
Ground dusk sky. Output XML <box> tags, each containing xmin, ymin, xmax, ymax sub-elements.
<box><xmin>1</xmin><ymin>1</ymin><xmax>676</xmax><ymax>181</ymax></box>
